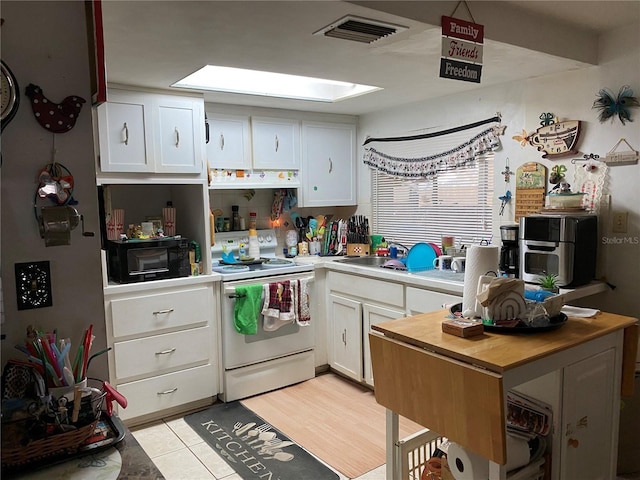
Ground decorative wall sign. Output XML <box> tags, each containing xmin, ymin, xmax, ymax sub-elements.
<box><xmin>440</xmin><ymin>14</ymin><xmax>484</xmax><ymax>84</ymax></box>
<box><xmin>515</xmin><ymin>162</ymin><xmax>547</xmax><ymax>222</ymax></box>
<box><xmin>15</xmin><ymin>261</ymin><xmax>53</xmax><ymax>310</ymax></box>
<box><xmin>574</xmin><ymin>156</ymin><xmax>608</xmax><ymax>214</ymax></box>
<box><xmin>604</xmin><ymin>138</ymin><xmax>639</xmax><ymax>165</ymax></box>
<box><xmin>25</xmin><ymin>84</ymin><xmax>86</xmax><ymax>133</ymax></box>
<box><xmin>592</xmin><ymin>85</ymin><xmax>639</xmax><ymax>125</ymax></box>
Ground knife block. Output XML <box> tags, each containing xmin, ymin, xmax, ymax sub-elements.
<box><xmin>346</xmin><ymin>243</ymin><xmax>370</xmax><ymax>256</ymax></box>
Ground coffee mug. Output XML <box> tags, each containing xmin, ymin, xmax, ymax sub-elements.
<box><xmin>452</xmin><ymin>256</ymin><xmax>466</xmax><ymax>273</ymax></box>
<box><xmin>433</xmin><ymin>255</ymin><xmax>453</xmax><ymax>270</ymax></box>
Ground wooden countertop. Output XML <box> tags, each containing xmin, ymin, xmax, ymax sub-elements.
<box><xmin>370</xmin><ymin>309</ymin><xmax>638</xmax><ymax>465</ymax></box>
<box><xmin>371</xmin><ymin>309</ymin><xmax>638</xmax><ymax>373</ymax></box>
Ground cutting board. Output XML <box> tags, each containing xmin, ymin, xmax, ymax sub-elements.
<box><xmin>515</xmin><ymin>162</ymin><xmax>547</xmax><ymax>222</ymax></box>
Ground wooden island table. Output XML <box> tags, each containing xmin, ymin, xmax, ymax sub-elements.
<box><xmin>369</xmin><ymin>309</ymin><xmax>638</xmax><ymax>480</ymax></box>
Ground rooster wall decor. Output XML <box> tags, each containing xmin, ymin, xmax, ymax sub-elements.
<box><xmin>25</xmin><ymin>84</ymin><xmax>85</xmax><ymax>133</ymax></box>
<box><xmin>592</xmin><ymin>85</ymin><xmax>639</xmax><ymax>125</ymax></box>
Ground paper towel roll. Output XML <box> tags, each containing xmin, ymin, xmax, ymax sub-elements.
<box><xmin>505</xmin><ymin>434</ymin><xmax>531</xmax><ymax>472</ymax></box>
<box><xmin>447</xmin><ymin>442</ymin><xmax>489</xmax><ymax>480</ymax></box>
<box><xmin>462</xmin><ymin>245</ymin><xmax>500</xmax><ymax>316</ymax></box>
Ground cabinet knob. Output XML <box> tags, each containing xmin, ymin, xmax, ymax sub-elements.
<box><xmin>568</xmin><ymin>438</ymin><xmax>580</xmax><ymax>448</ymax></box>
<box><xmin>123</xmin><ymin>122</ymin><xmax>129</xmax><ymax>145</ymax></box>
<box><xmin>175</xmin><ymin>127</ymin><xmax>180</xmax><ymax>147</ymax></box>
<box><xmin>328</xmin><ymin>157</ymin><xmax>333</xmax><ymax>173</ymax></box>
<box><xmin>153</xmin><ymin>308</ymin><xmax>174</xmax><ymax>315</ymax></box>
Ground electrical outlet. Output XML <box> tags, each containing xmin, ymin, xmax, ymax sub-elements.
<box><xmin>612</xmin><ymin>211</ymin><xmax>628</xmax><ymax>233</ymax></box>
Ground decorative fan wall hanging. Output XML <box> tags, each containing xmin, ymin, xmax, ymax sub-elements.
<box><xmin>592</xmin><ymin>85</ymin><xmax>639</xmax><ymax>125</ymax></box>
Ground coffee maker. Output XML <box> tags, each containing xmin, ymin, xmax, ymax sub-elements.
<box><xmin>499</xmin><ymin>224</ymin><xmax>519</xmax><ymax>277</ymax></box>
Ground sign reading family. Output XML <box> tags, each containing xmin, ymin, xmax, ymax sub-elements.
<box><xmin>440</xmin><ymin>15</ymin><xmax>484</xmax><ymax>83</ymax></box>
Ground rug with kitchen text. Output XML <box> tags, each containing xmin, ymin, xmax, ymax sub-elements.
<box><xmin>184</xmin><ymin>402</ymin><xmax>339</xmax><ymax>480</ymax></box>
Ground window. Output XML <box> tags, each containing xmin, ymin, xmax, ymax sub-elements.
<box><xmin>370</xmin><ymin>125</ymin><xmax>495</xmax><ymax>250</ymax></box>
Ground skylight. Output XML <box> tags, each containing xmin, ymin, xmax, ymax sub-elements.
<box><xmin>172</xmin><ymin>66</ymin><xmax>381</xmax><ymax>103</ymax></box>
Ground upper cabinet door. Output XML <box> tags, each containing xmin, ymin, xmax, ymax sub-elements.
<box><xmin>206</xmin><ymin>113</ymin><xmax>251</xmax><ymax>170</ymax></box>
<box><xmin>97</xmin><ymin>90</ymin><xmax>153</xmax><ymax>172</ymax></box>
<box><xmin>251</xmin><ymin>116</ymin><xmax>300</xmax><ymax>170</ymax></box>
<box><xmin>155</xmin><ymin>95</ymin><xmax>204</xmax><ymax>174</ymax></box>
<box><xmin>300</xmin><ymin>121</ymin><xmax>356</xmax><ymax>207</ymax></box>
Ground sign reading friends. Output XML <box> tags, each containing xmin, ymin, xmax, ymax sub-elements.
<box><xmin>440</xmin><ymin>16</ymin><xmax>484</xmax><ymax>83</ymax></box>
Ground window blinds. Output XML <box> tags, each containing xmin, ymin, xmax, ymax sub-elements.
<box><xmin>369</xmin><ymin>122</ymin><xmax>495</xmax><ymax>249</ymax></box>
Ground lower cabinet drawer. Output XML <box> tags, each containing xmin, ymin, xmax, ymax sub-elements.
<box><xmin>110</xmin><ymin>285</ymin><xmax>212</xmax><ymax>338</ymax></box>
<box><xmin>113</xmin><ymin>326</ymin><xmax>212</xmax><ymax>380</ymax></box>
<box><xmin>116</xmin><ymin>364</ymin><xmax>215</xmax><ymax>421</ymax></box>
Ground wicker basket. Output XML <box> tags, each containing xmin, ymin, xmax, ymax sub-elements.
<box><xmin>1</xmin><ymin>419</ymin><xmax>99</xmax><ymax>467</ymax></box>
<box><xmin>2</xmin><ymin>386</ymin><xmax>106</xmax><ymax>468</ymax></box>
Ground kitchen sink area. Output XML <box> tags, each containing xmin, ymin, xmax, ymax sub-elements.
<box><xmin>332</xmin><ymin>254</ymin><xmax>466</xmax><ymax>289</ymax></box>
<box><xmin>337</xmin><ymin>256</ymin><xmax>393</xmax><ymax>267</ymax></box>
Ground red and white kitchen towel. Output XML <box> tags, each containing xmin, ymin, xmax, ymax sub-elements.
<box><xmin>261</xmin><ymin>279</ymin><xmax>311</xmax><ymax>331</ymax></box>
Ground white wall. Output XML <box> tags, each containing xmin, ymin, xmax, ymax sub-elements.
<box><xmin>357</xmin><ymin>24</ymin><xmax>640</xmax><ymax>317</ymax></box>
<box><xmin>1</xmin><ymin>2</ymin><xmax>107</xmax><ymax>379</ymax></box>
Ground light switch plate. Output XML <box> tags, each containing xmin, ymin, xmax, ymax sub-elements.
<box><xmin>612</xmin><ymin>211</ymin><xmax>628</xmax><ymax>233</ymax></box>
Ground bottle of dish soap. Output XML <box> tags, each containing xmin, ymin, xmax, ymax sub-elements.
<box><xmin>248</xmin><ymin>228</ymin><xmax>260</xmax><ymax>259</ymax></box>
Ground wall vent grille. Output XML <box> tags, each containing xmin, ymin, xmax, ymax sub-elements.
<box><xmin>314</xmin><ymin>15</ymin><xmax>406</xmax><ymax>44</ymax></box>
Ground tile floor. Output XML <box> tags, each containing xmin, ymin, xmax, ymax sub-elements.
<box><xmin>130</xmin><ymin>414</ymin><xmax>640</xmax><ymax>480</ymax></box>
<box><xmin>130</xmin><ymin>415</ymin><xmax>386</xmax><ymax>480</ymax></box>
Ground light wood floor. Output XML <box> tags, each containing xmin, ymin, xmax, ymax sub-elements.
<box><xmin>242</xmin><ymin>371</ymin><xmax>425</xmax><ymax>479</ymax></box>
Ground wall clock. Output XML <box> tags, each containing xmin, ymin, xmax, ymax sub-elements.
<box><xmin>529</xmin><ymin>120</ymin><xmax>581</xmax><ymax>159</ymax></box>
<box><xmin>15</xmin><ymin>261</ymin><xmax>53</xmax><ymax>310</ymax></box>
<box><xmin>1</xmin><ymin>60</ymin><xmax>20</xmax><ymax>131</ymax></box>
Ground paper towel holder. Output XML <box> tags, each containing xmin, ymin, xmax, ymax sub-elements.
<box><xmin>37</xmin><ymin>205</ymin><xmax>94</xmax><ymax>246</ymax></box>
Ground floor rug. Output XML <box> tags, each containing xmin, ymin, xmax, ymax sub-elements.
<box><xmin>184</xmin><ymin>401</ymin><xmax>339</xmax><ymax>480</ymax></box>
<box><xmin>241</xmin><ymin>373</ymin><xmax>425</xmax><ymax>479</ymax></box>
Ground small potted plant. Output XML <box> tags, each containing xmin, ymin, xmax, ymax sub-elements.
<box><xmin>538</xmin><ymin>273</ymin><xmax>559</xmax><ymax>293</ymax></box>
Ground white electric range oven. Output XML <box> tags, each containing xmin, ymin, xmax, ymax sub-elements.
<box><xmin>211</xmin><ymin>229</ymin><xmax>315</xmax><ymax>402</ymax></box>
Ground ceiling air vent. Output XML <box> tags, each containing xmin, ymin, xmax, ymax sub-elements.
<box><xmin>314</xmin><ymin>15</ymin><xmax>407</xmax><ymax>44</ymax></box>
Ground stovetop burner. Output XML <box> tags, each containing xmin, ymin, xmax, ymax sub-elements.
<box><xmin>211</xmin><ymin>229</ymin><xmax>313</xmax><ymax>280</ymax></box>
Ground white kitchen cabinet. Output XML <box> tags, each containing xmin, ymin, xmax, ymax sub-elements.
<box><xmin>363</xmin><ymin>304</ymin><xmax>406</xmax><ymax>386</ymax></box>
<box><xmin>104</xmin><ymin>281</ymin><xmax>218</xmax><ymax>424</ymax></box>
<box><xmin>205</xmin><ymin>113</ymin><xmax>251</xmax><ymax>170</ymax></box>
<box><xmin>406</xmin><ymin>286</ymin><xmax>462</xmax><ymax>316</ymax></box>
<box><xmin>328</xmin><ymin>294</ymin><xmax>363</xmax><ymax>381</ymax></box>
<box><xmin>300</xmin><ymin>121</ymin><xmax>356</xmax><ymax>207</ymax></box>
<box><xmin>154</xmin><ymin>94</ymin><xmax>204</xmax><ymax>173</ymax></box>
<box><xmin>251</xmin><ymin>116</ymin><xmax>300</xmax><ymax>170</ymax></box>
<box><xmin>326</xmin><ymin>271</ymin><xmax>404</xmax><ymax>385</ymax></box>
<box><xmin>97</xmin><ymin>88</ymin><xmax>204</xmax><ymax>174</ymax></box>
<box><xmin>561</xmin><ymin>348</ymin><xmax>616</xmax><ymax>480</ymax></box>
<box><xmin>97</xmin><ymin>90</ymin><xmax>152</xmax><ymax>172</ymax></box>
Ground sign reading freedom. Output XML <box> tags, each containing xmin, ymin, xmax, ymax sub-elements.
<box><xmin>440</xmin><ymin>15</ymin><xmax>484</xmax><ymax>83</ymax></box>
<box><xmin>439</xmin><ymin>58</ymin><xmax>482</xmax><ymax>83</ymax></box>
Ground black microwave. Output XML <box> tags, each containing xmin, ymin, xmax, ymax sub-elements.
<box><xmin>107</xmin><ymin>237</ymin><xmax>191</xmax><ymax>284</ymax></box>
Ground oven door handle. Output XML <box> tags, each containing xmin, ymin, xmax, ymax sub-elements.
<box><xmin>224</xmin><ymin>277</ymin><xmax>314</xmax><ymax>297</ymax></box>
